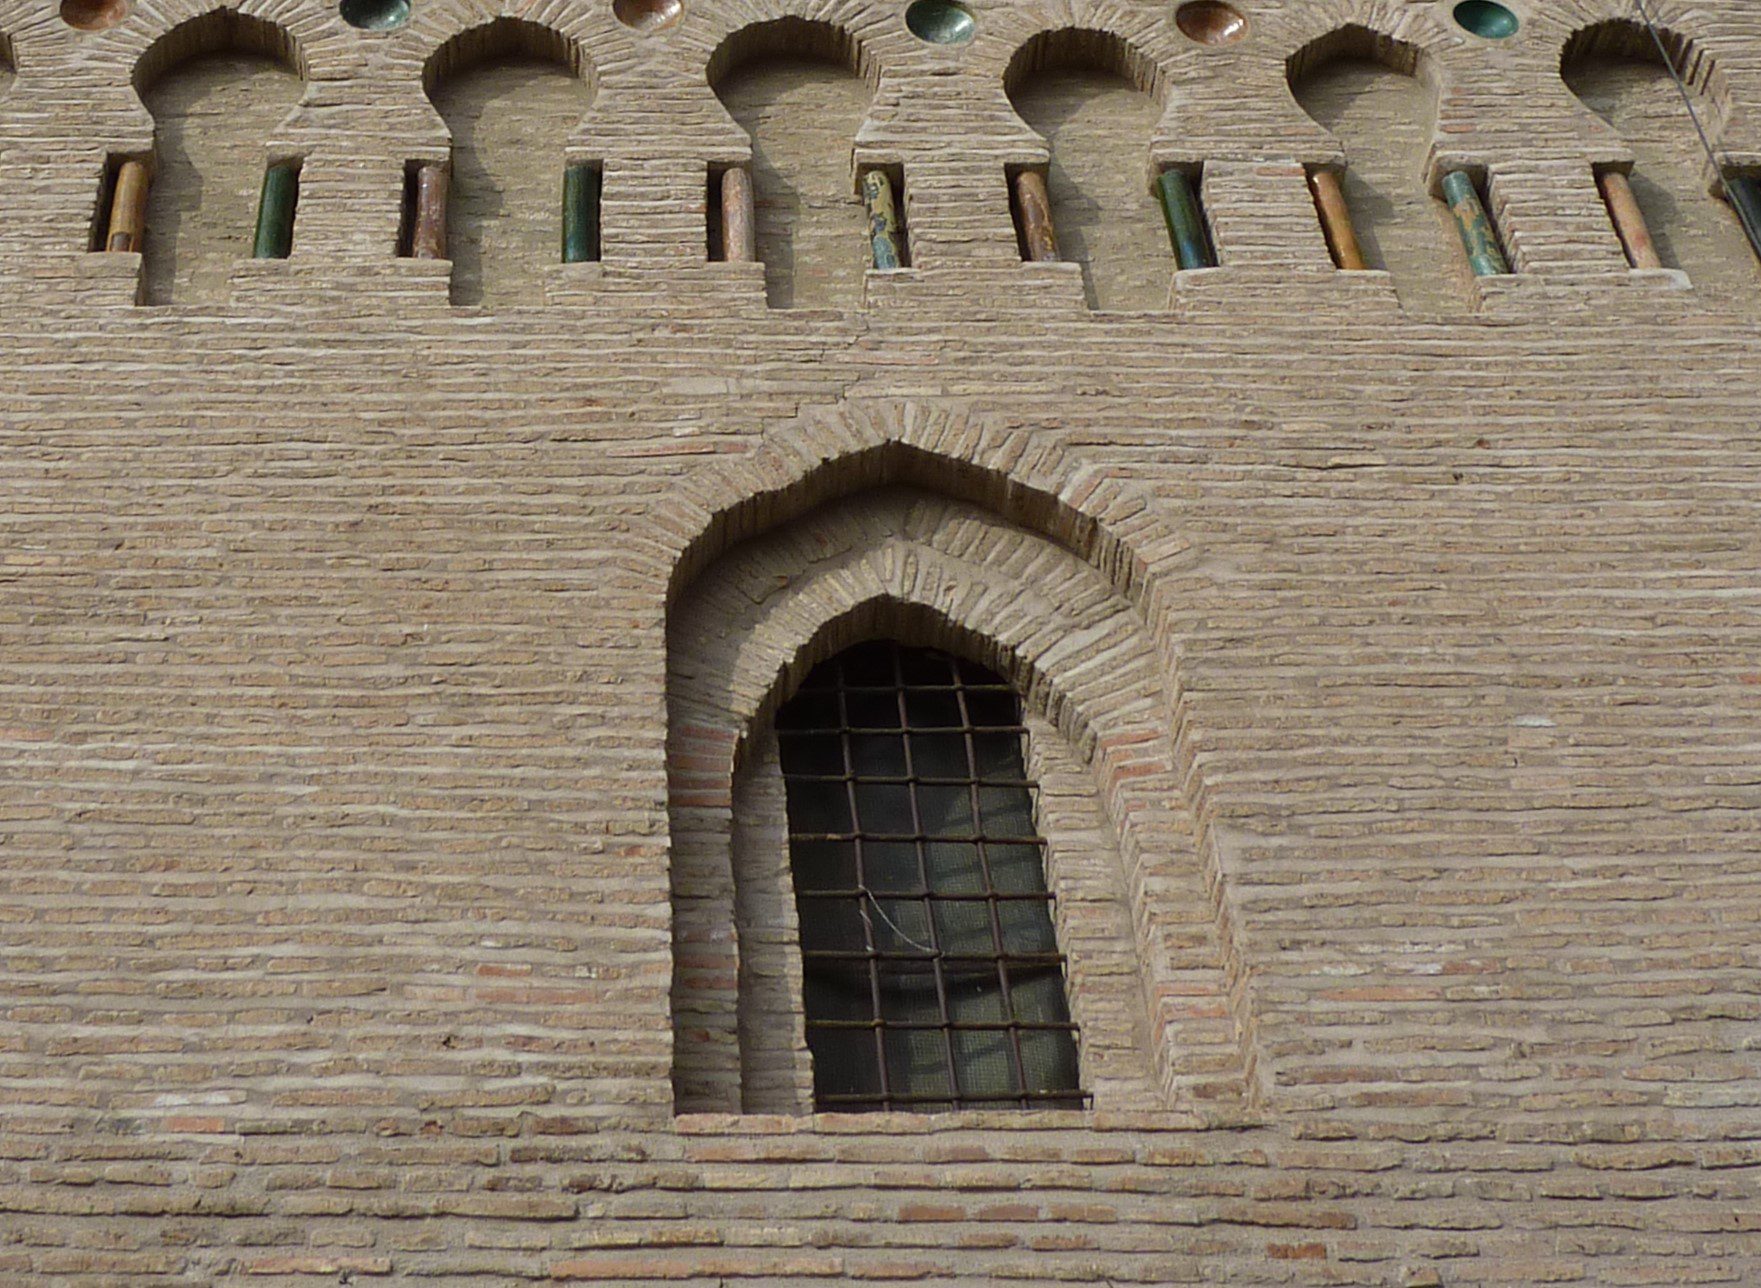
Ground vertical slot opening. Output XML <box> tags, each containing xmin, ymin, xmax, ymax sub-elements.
<box><xmin>252</xmin><ymin>158</ymin><xmax>301</xmax><ymax>260</ymax></box>
<box><xmin>91</xmin><ymin>157</ymin><xmax>120</xmax><ymax>253</ymax></box>
<box><xmin>396</xmin><ymin>161</ymin><xmax>420</xmax><ymax>258</ymax></box>
<box><xmin>858</xmin><ymin>163</ymin><xmax>909</xmax><ymax>269</ymax></box>
<box><xmin>706</xmin><ymin>164</ymin><xmax>726</xmax><ymax>261</ymax></box>
<box><xmin>1006</xmin><ymin>164</ymin><xmax>1058</xmax><ymax>263</ymax></box>
<box><xmin>1156</xmin><ymin>164</ymin><xmax>1217</xmax><ymax>270</ymax></box>
<box><xmin>1724</xmin><ymin>170</ymin><xmax>1761</xmax><ymax>266</ymax></box>
<box><xmin>710</xmin><ymin>164</ymin><xmax>756</xmax><ymax>265</ymax></box>
<box><xmin>562</xmin><ymin>161</ymin><xmax>603</xmax><ymax>264</ymax></box>
<box><xmin>700</xmin><ymin>161</ymin><xmax>729</xmax><ymax>262</ymax></box>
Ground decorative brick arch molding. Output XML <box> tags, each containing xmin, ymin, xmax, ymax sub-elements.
<box><xmin>664</xmin><ymin>400</ymin><xmax>1260</xmax><ymax>1117</ymax></box>
<box><xmin>89</xmin><ymin>1</ymin><xmax>329</xmax><ymax>127</ymax></box>
<box><xmin>1558</xmin><ymin>9</ymin><xmax>1738</xmax><ymax>149</ymax></box>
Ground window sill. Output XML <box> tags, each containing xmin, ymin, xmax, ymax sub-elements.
<box><xmin>673</xmin><ymin>1107</ymin><xmax>1260</xmax><ymax>1134</ymax></box>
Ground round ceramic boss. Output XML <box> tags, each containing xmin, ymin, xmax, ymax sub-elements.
<box><xmin>1453</xmin><ymin>0</ymin><xmax>1520</xmax><ymax>39</ymax></box>
<box><xmin>906</xmin><ymin>0</ymin><xmax>975</xmax><ymax>46</ymax></box>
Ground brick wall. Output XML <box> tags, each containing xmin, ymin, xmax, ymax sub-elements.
<box><xmin>1</xmin><ymin>0</ymin><xmax>1760</xmax><ymax>1280</ymax></box>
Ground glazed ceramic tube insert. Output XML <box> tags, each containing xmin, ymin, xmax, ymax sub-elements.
<box><xmin>720</xmin><ymin>166</ymin><xmax>756</xmax><ymax>263</ymax></box>
<box><xmin>252</xmin><ymin>161</ymin><xmax>299</xmax><ymax>260</ymax></box>
<box><xmin>105</xmin><ymin>160</ymin><xmax>151</xmax><ymax>254</ymax></box>
<box><xmin>563</xmin><ymin>163</ymin><xmax>602</xmax><ymax>264</ymax></box>
<box><xmin>860</xmin><ymin>169</ymin><xmax>905</xmax><ymax>271</ymax></box>
<box><xmin>1308</xmin><ymin>167</ymin><xmax>1366</xmax><ymax>271</ymax></box>
<box><xmin>1156</xmin><ymin>169</ymin><xmax>1216</xmax><ymax>270</ymax></box>
<box><xmin>1012</xmin><ymin>169</ymin><xmax>1058</xmax><ymax>263</ymax></box>
<box><xmin>411</xmin><ymin>162</ymin><xmax>449</xmax><ymax>260</ymax></box>
<box><xmin>1442</xmin><ymin>169</ymin><xmax>1509</xmax><ymax>277</ymax></box>
<box><xmin>1595</xmin><ymin>170</ymin><xmax>1660</xmax><ymax>269</ymax></box>
<box><xmin>1726</xmin><ymin>174</ymin><xmax>1761</xmax><ymax>266</ymax></box>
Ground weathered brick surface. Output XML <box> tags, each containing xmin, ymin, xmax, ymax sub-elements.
<box><xmin>2</xmin><ymin>0</ymin><xmax>1761</xmax><ymax>1280</ymax></box>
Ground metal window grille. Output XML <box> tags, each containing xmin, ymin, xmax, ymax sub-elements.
<box><xmin>776</xmin><ymin>640</ymin><xmax>1086</xmax><ymax>1112</ymax></box>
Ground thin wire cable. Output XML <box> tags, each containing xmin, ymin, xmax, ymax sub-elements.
<box><xmin>1631</xmin><ymin>0</ymin><xmax>1724</xmax><ymax>181</ymax></box>
<box><xmin>863</xmin><ymin>890</ymin><xmax>938</xmax><ymax>955</ymax></box>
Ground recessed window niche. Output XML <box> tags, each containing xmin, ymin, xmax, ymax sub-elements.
<box><xmin>1562</xmin><ymin>19</ymin><xmax>1761</xmax><ymax>300</ymax></box>
<box><xmin>1005</xmin><ymin>28</ymin><xmax>1171</xmax><ymax>310</ymax></box>
<box><xmin>1289</xmin><ymin>27</ymin><xmax>1463</xmax><ymax>312</ymax></box>
<box><xmin>425</xmin><ymin>19</ymin><xmax>595</xmax><ymax>306</ymax></box>
<box><xmin>135</xmin><ymin>16</ymin><xmax>306</xmax><ymax>303</ymax></box>
<box><xmin>708</xmin><ymin>18</ymin><xmax>876</xmax><ymax>308</ymax></box>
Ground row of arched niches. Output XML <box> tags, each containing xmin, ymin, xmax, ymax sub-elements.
<box><xmin>1</xmin><ymin>0</ymin><xmax>1759</xmax><ymax>313</ymax></box>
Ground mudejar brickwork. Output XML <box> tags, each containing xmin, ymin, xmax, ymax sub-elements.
<box><xmin>2</xmin><ymin>0</ymin><xmax>1761</xmax><ymax>1280</ymax></box>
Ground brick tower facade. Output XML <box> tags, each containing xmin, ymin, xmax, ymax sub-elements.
<box><xmin>2</xmin><ymin>0</ymin><xmax>1760</xmax><ymax>1280</ymax></box>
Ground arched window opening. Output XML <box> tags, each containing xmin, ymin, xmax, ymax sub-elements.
<box><xmin>664</xmin><ymin>461</ymin><xmax>1244</xmax><ymax>1118</ymax></box>
<box><xmin>710</xmin><ymin>19</ymin><xmax>874</xmax><ymax>309</ymax></box>
<box><xmin>1005</xmin><ymin>30</ymin><xmax>1170</xmax><ymax>310</ymax></box>
<box><xmin>135</xmin><ymin>18</ymin><xmax>303</xmax><ymax>304</ymax></box>
<box><xmin>1562</xmin><ymin>20</ymin><xmax>1760</xmax><ymax>300</ymax></box>
<box><xmin>0</xmin><ymin>34</ymin><xmax>15</xmax><ymax>101</ymax></box>
<box><xmin>426</xmin><ymin>20</ymin><xmax>593</xmax><ymax>307</ymax></box>
<box><xmin>1289</xmin><ymin>28</ymin><xmax>1463</xmax><ymax>313</ymax></box>
<box><xmin>777</xmin><ymin>639</ymin><xmax>1084</xmax><ymax>1112</ymax></box>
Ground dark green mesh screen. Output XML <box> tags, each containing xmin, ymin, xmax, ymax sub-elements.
<box><xmin>777</xmin><ymin>640</ymin><xmax>1085</xmax><ymax>1111</ymax></box>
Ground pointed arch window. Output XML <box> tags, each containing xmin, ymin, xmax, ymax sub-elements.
<box><xmin>776</xmin><ymin>640</ymin><xmax>1084</xmax><ymax>1111</ymax></box>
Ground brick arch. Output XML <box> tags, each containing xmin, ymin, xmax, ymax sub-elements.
<box><xmin>1003</xmin><ymin>26</ymin><xmax>1167</xmax><ymax>108</ymax></box>
<box><xmin>669</xmin><ymin>490</ymin><xmax>1239</xmax><ymax>1115</ymax></box>
<box><xmin>1285</xmin><ymin>21</ymin><xmax>1439</xmax><ymax>113</ymax></box>
<box><xmin>1549</xmin><ymin>0</ymin><xmax>1743</xmax><ymax>76</ymax></box>
<box><xmin>1560</xmin><ymin>16</ymin><xmax>1731</xmax><ymax>137</ymax></box>
<box><xmin>339</xmin><ymin>7</ymin><xmax>602</xmax><ymax>157</ymax></box>
<box><xmin>963</xmin><ymin>1</ymin><xmax>1211</xmax><ymax>163</ymax></box>
<box><xmin>669</xmin><ymin>492</ymin><xmax>1170</xmax><ymax>774</ymax></box>
<box><xmin>111</xmin><ymin>3</ymin><xmax>334</xmax><ymax>107</ymax></box>
<box><xmin>1275</xmin><ymin>1</ymin><xmax>1463</xmax><ymax>154</ymax></box>
<box><xmin>962</xmin><ymin>0</ymin><xmax>1179</xmax><ymax>86</ymax></box>
<box><xmin>663</xmin><ymin>400</ymin><xmax>1176</xmax><ymax>617</ymax></box>
<box><xmin>1278</xmin><ymin>0</ymin><xmax>1456</xmax><ymax>62</ymax></box>
<box><xmin>706</xmin><ymin>15</ymin><xmax>878</xmax><ymax>95</ymax></box>
<box><xmin>27</xmin><ymin>3</ymin><xmax>337</xmax><ymax>179</ymax></box>
<box><xmin>132</xmin><ymin>8</ymin><xmax>307</xmax><ymax>95</ymax></box>
<box><xmin>659</xmin><ymin>401</ymin><xmax>1227</xmax><ymax>937</ymax></box>
<box><xmin>421</xmin><ymin>17</ymin><xmax>595</xmax><ymax>103</ymax></box>
<box><xmin>665</xmin><ymin>410</ymin><xmax>1258</xmax><ymax>1118</ymax></box>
